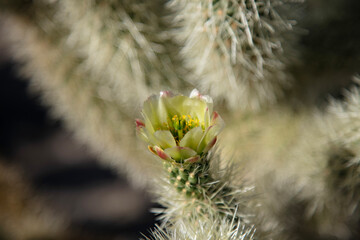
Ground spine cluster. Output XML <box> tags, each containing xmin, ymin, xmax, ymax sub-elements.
<box><xmin>168</xmin><ymin>0</ymin><xmax>302</xmax><ymax>109</ymax></box>
<box><xmin>164</xmin><ymin>160</ymin><xmax>210</xmax><ymax>199</ymax></box>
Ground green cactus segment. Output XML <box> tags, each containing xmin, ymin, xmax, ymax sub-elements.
<box><xmin>163</xmin><ymin>161</ymin><xmax>211</xmax><ymax>199</ymax></box>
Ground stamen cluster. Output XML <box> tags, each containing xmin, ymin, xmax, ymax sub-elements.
<box><xmin>166</xmin><ymin>115</ymin><xmax>203</xmax><ymax>143</ymax></box>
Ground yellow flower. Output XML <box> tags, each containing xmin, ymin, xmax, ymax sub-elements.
<box><xmin>136</xmin><ymin>89</ymin><xmax>224</xmax><ymax>164</ymax></box>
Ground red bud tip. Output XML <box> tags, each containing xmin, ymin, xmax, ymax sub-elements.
<box><xmin>135</xmin><ymin>119</ymin><xmax>145</xmax><ymax>128</ymax></box>
<box><xmin>185</xmin><ymin>156</ymin><xmax>200</xmax><ymax>163</ymax></box>
<box><xmin>148</xmin><ymin>146</ymin><xmax>156</xmax><ymax>155</ymax></box>
<box><xmin>155</xmin><ymin>147</ymin><xmax>170</xmax><ymax>160</ymax></box>
<box><xmin>212</xmin><ymin>111</ymin><xmax>219</xmax><ymax>120</ymax></box>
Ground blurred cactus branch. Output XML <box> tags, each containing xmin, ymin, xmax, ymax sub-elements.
<box><xmin>168</xmin><ymin>0</ymin><xmax>303</xmax><ymax>109</ymax></box>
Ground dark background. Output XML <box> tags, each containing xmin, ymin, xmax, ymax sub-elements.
<box><xmin>0</xmin><ymin>59</ymin><xmax>158</xmax><ymax>239</ymax></box>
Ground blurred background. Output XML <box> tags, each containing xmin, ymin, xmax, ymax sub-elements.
<box><xmin>0</xmin><ymin>0</ymin><xmax>359</xmax><ymax>239</ymax></box>
<box><xmin>0</xmin><ymin>45</ymin><xmax>157</xmax><ymax>239</ymax></box>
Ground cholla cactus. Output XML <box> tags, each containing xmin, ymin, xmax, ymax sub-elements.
<box><xmin>0</xmin><ymin>0</ymin><xmax>187</xmax><ymax>187</ymax></box>
<box><xmin>147</xmin><ymin>217</ymin><xmax>256</xmax><ymax>240</ymax></box>
<box><xmin>168</xmin><ymin>0</ymin><xmax>302</xmax><ymax>109</ymax></box>
<box><xmin>56</xmin><ymin>0</ymin><xmax>191</xmax><ymax>114</ymax></box>
<box><xmin>136</xmin><ymin>90</ymin><xmax>222</xmax><ymax>164</ymax></box>
<box><xmin>136</xmin><ymin>89</ymin><xmax>224</xmax><ymax>197</ymax></box>
<box><xmin>323</xmin><ymin>76</ymin><xmax>360</xmax><ymax>238</ymax></box>
<box><xmin>137</xmin><ymin>90</ymin><xmax>256</xmax><ymax>239</ymax></box>
<box><xmin>1</xmin><ymin>0</ymin><xmax>360</xmax><ymax>239</ymax></box>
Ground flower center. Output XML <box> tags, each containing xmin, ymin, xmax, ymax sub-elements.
<box><xmin>165</xmin><ymin>115</ymin><xmax>203</xmax><ymax>144</ymax></box>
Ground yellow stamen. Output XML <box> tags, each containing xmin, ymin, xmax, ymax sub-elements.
<box><xmin>163</xmin><ymin>114</ymin><xmax>202</xmax><ymax>144</ymax></box>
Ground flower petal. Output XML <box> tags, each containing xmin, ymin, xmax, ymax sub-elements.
<box><xmin>154</xmin><ymin>130</ymin><xmax>177</xmax><ymax>149</ymax></box>
<box><xmin>137</xmin><ymin>90</ymin><xmax>223</xmax><ymax>160</ymax></box>
<box><xmin>205</xmin><ymin>112</ymin><xmax>224</xmax><ymax>142</ymax></box>
<box><xmin>142</xmin><ymin>95</ymin><xmax>169</xmax><ymax>130</ymax></box>
<box><xmin>163</xmin><ymin>95</ymin><xmax>188</xmax><ymax>116</ymax></box>
<box><xmin>160</xmin><ymin>91</ymin><xmax>173</xmax><ymax>97</ymax></box>
<box><xmin>202</xmin><ymin>137</ymin><xmax>217</xmax><ymax>153</ymax></box>
<box><xmin>197</xmin><ymin>113</ymin><xmax>224</xmax><ymax>153</ymax></box>
<box><xmin>210</xmin><ymin>111</ymin><xmax>224</xmax><ymax>128</ymax></box>
<box><xmin>164</xmin><ymin>146</ymin><xmax>197</xmax><ymax>162</ymax></box>
<box><xmin>153</xmin><ymin>146</ymin><xmax>171</xmax><ymax>161</ymax></box>
<box><xmin>189</xmin><ymin>89</ymin><xmax>200</xmax><ymax>98</ymax></box>
<box><xmin>185</xmin><ymin>98</ymin><xmax>209</xmax><ymax>123</ymax></box>
<box><xmin>148</xmin><ymin>145</ymin><xmax>156</xmax><ymax>155</ymax></box>
<box><xmin>204</xmin><ymin>107</ymin><xmax>211</xmax><ymax>129</ymax></box>
<box><xmin>142</xmin><ymin>95</ymin><xmax>161</xmax><ymax>131</ymax></box>
<box><xmin>190</xmin><ymin>89</ymin><xmax>213</xmax><ymax>104</ymax></box>
<box><xmin>179</xmin><ymin>127</ymin><xmax>204</xmax><ymax>152</ymax></box>
<box><xmin>157</xmin><ymin>95</ymin><xmax>168</xmax><ymax>124</ymax></box>
<box><xmin>189</xmin><ymin>89</ymin><xmax>213</xmax><ymax>116</ymax></box>
<box><xmin>163</xmin><ymin>95</ymin><xmax>208</xmax><ymax>123</ymax></box>
<box><xmin>184</xmin><ymin>155</ymin><xmax>201</xmax><ymax>164</ymax></box>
